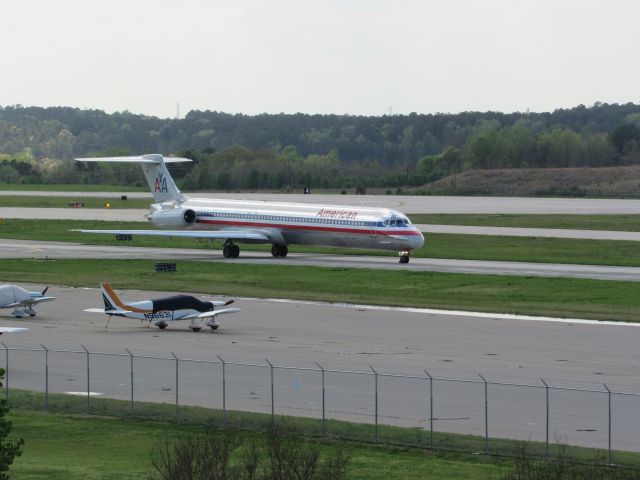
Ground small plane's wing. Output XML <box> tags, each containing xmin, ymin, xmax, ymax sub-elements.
<box><xmin>8</xmin><ymin>296</ymin><xmax>56</xmax><ymax>307</ymax></box>
<box><xmin>84</xmin><ymin>308</ymin><xmax>132</xmax><ymax>315</ymax></box>
<box><xmin>0</xmin><ymin>327</ymin><xmax>28</xmax><ymax>334</ymax></box>
<box><xmin>182</xmin><ymin>308</ymin><xmax>241</xmax><ymax>321</ymax></box>
<box><xmin>72</xmin><ymin>229</ymin><xmax>271</xmax><ymax>242</ymax></box>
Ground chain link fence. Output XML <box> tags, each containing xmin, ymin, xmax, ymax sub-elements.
<box><xmin>3</xmin><ymin>342</ymin><xmax>639</xmax><ymax>464</ymax></box>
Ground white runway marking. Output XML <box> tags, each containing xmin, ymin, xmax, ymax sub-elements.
<box><xmin>253</xmin><ymin>297</ymin><xmax>640</xmax><ymax>327</ymax></box>
<box><xmin>65</xmin><ymin>391</ymin><xmax>104</xmax><ymax>397</ymax></box>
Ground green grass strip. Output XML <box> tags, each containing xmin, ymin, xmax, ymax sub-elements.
<box><xmin>410</xmin><ymin>214</ymin><xmax>640</xmax><ymax>232</ymax></box>
<box><xmin>2</xmin><ymin>218</ymin><xmax>640</xmax><ymax>267</ymax></box>
<box><xmin>8</xmin><ymin>390</ymin><xmax>640</xmax><ymax>479</ymax></box>
<box><xmin>0</xmin><ymin>183</ymin><xmax>146</xmax><ymax>192</ymax></box>
<box><xmin>0</xmin><ymin>196</ymin><xmax>151</xmax><ymax>209</ymax></box>
<box><xmin>0</xmin><ymin>259</ymin><xmax>638</xmax><ymax>321</ymax></box>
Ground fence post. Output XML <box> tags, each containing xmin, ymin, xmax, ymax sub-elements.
<box><xmin>81</xmin><ymin>345</ymin><xmax>90</xmax><ymax>414</ymax></box>
<box><xmin>315</xmin><ymin>362</ymin><xmax>326</xmax><ymax>437</ymax></box>
<box><xmin>370</xmin><ymin>366</ymin><xmax>378</xmax><ymax>442</ymax></box>
<box><xmin>266</xmin><ymin>359</ymin><xmax>274</xmax><ymax>431</ymax></box>
<box><xmin>424</xmin><ymin>369</ymin><xmax>433</xmax><ymax>449</ymax></box>
<box><xmin>479</xmin><ymin>374</ymin><xmax>488</xmax><ymax>454</ymax></box>
<box><xmin>41</xmin><ymin>344</ymin><xmax>48</xmax><ymax>410</ymax></box>
<box><xmin>171</xmin><ymin>352</ymin><xmax>179</xmax><ymax>421</ymax></box>
<box><xmin>125</xmin><ymin>349</ymin><xmax>134</xmax><ymax>417</ymax></box>
<box><xmin>603</xmin><ymin>383</ymin><xmax>612</xmax><ymax>465</ymax></box>
<box><xmin>541</xmin><ymin>378</ymin><xmax>549</xmax><ymax>460</ymax></box>
<box><xmin>2</xmin><ymin>342</ymin><xmax>8</xmax><ymax>402</ymax></box>
<box><xmin>217</xmin><ymin>355</ymin><xmax>226</xmax><ymax>427</ymax></box>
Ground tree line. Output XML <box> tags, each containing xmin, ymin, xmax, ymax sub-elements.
<box><xmin>0</xmin><ymin>103</ymin><xmax>639</xmax><ymax>190</ymax></box>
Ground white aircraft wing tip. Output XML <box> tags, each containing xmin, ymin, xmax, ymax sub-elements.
<box><xmin>0</xmin><ymin>327</ymin><xmax>28</xmax><ymax>334</ymax></box>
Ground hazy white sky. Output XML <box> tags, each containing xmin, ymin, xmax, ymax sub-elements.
<box><xmin>2</xmin><ymin>0</ymin><xmax>638</xmax><ymax>118</ymax></box>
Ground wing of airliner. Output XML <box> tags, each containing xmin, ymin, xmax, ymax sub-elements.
<box><xmin>73</xmin><ymin>229</ymin><xmax>271</xmax><ymax>242</ymax></box>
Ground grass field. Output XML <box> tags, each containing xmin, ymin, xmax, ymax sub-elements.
<box><xmin>9</xmin><ymin>388</ymin><xmax>640</xmax><ymax>479</ymax></box>
<box><xmin>0</xmin><ymin>258</ymin><xmax>638</xmax><ymax>321</ymax></box>
<box><xmin>0</xmin><ymin>183</ymin><xmax>147</xmax><ymax>192</ymax></box>
<box><xmin>7</xmin><ymin>409</ymin><xmax>503</xmax><ymax>480</ymax></box>
<box><xmin>2</xmin><ymin>218</ymin><xmax>640</xmax><ymax>267</ymax></box>
<box><xmin>0</xmin><ymin>196</ymin><xmax>151</xmax><ymax>209</ymax></box>
<box><xmin>410</xmin><ymin>214</ymin><xmax>640</xmax><ymax>232</ymax></box>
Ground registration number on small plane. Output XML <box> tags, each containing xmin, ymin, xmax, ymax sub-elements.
<box><xmin>144</xmin><ymin>312</ymin><xmax>172</xmax><ymax>320</ymax></box>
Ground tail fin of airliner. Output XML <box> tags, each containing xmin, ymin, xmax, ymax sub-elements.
<box><xmin>75</xmin><ymin>154</ymin><xmax>192</xmax><ymax>203</ymax></box>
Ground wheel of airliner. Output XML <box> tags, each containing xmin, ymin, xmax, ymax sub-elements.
<box><xmin>271</xmin><ymin>245</ymin><xmax>279</xmax><ymax>257</ymax></box>
<box><xmin>223</xmin><ymin>245</ymin><xmax>232</xmax><ymax>258</ymax></box>
<box><xmin>280</xmin><ymin>245</ymin><xmax>288</xmax><ymax>257</ymax></box>
<box><xmin>190</xmin><ymin>327</ymin><xmax>202</xmax><ymax>332</ymax></box>
<box><xmin>231</xmin><ymin>245</ymin><xmax>240</xmax><ymax>257</ymax></box>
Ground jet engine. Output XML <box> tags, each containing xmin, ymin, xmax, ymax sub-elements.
<box><xmin>148</xmin><ymin>208</ymin><xmax>196</xmax><ymax>228</ymax></box>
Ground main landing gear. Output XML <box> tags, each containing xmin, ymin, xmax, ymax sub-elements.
<box><xmin>271</xmin><ymin>244</ymin><xmax>288</xmax><ymax>257</ymax></box>
<box><xmin>222</xmin><ymin>244</ymin><xmax>240</xmax><ymax>258</ymax></box>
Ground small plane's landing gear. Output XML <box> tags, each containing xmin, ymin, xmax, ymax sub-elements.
<box><xmin>271</xmin><ymin>245</ymin><xmax>288</xmax><ymax>257</ymax></box>
<box><xmin>210</xmin><ymin>325</ymin><xmax>219</xmax><ymax>331</ymax></box>
<box><xmin>223</xmin><ymin>244</ymin><xmax>240</xmax><ymax>258</ymax></box>
<box><xmin>156</xmin><ymin>322</ymin><xmax>168</xmax><ymax>330</ymax></box>
<box><xmin>189</xmin><ymin>326</ymin><xmax>202</xmax><ymax>332</ymax></box>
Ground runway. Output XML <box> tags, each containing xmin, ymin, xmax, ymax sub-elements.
<box><xmin>1</xmin><ymin>285</ymin><xmax>639</xmax><ymax>451</ymax></box>
<box><xmin>2</xmin><ymin>192</ymin><xmax>640</xmax><ymax>213</ymax></box>
<box><xmin>2</xmin><ymin>239</ymin><xmax>640</xmax><ymax>281</ymax></box>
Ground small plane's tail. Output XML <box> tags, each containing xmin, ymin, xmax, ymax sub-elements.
<box><xmin>101</xmin><ymin>282</ymin><xmax>125</xmax><ymax>311</ymax></box>
<box><xmin>75</xmin><ymin>154</ymin><xmax>192</xmax><ymax>203</ymax></box>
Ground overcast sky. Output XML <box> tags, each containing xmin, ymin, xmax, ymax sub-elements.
<box><xmin>2</xmin><ymin>0</ymin><xmax>638</xmax><ymax>119</ymax></box>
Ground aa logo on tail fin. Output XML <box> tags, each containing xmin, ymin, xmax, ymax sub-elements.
<box><xmin>155</xmin><ymin>173</ymin><xmax>168</xmax><ymax>193</ymax></box>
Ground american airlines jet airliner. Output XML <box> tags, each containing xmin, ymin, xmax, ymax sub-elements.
<box><xmin>75</xmin><ymin>155</ymin><xmax>425</xmax><ymax>263</ymax></box>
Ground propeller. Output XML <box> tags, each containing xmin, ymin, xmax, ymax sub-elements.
<box><xmin>41</xmin><ymin>286</ymin><xmax>49</xmax><ymax>296</ymax></box>
<box><xmin>224</xmin><ymin>300</ymin><xmax>234</xmax><ymax>306</ymax></box>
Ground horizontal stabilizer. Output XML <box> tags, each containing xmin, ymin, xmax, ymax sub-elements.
<box><xmin>84</xmin><ymin>308</ymin><xmax>131</xmax><ymax>315</ymax></box>
<box><xmin>76</xmin><ymin>156</ymin><xmax>191</xmax><ymax>164</ymax></box>
<box><xmin>73</xmin><ymin>229</ymin><xmax>271</xmax><ymax>242</ymax></box>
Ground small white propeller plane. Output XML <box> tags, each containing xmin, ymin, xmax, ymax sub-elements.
<box><xmin>85</xmin><ymin>283</ymin><xmax>240</xmax><ymax>332</ymax></box>
<box><xmin>0</xmin><ymin>285</ymin><xmax>55</xmax><ymax>318</ymax></box>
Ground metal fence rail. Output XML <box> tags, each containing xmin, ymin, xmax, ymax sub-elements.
<box><xmin>2</xmin><ymin>342</ymin><xmax>639</xmax><ymax>463</ymax></box>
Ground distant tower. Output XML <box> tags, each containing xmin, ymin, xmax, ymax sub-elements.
<box><xmin>176</xmin><ymin>102</ymin><xmax>181</xmax><ymax>119</ymax></box>
<box><xmin>388</xmin><ymin>106</ymin><xmax>392</xmax><ymax>116</ymax></box>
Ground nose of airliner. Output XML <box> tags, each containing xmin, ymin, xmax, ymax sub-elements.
<box><xmin>409</xmin><ymin>230</ymin><xmax>425</xmax><ymax>250</ymax></box>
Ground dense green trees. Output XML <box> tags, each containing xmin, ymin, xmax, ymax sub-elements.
<box><xmin>1</xmin><ymin>102</ymin><xmax>640</xmax><ymax>190</ymax></box>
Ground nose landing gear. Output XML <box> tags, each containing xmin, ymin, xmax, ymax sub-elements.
<box><xmin>399</xmin><ymin>250</ymin><xmax>411</xmax><ymax>264</ymax></box>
